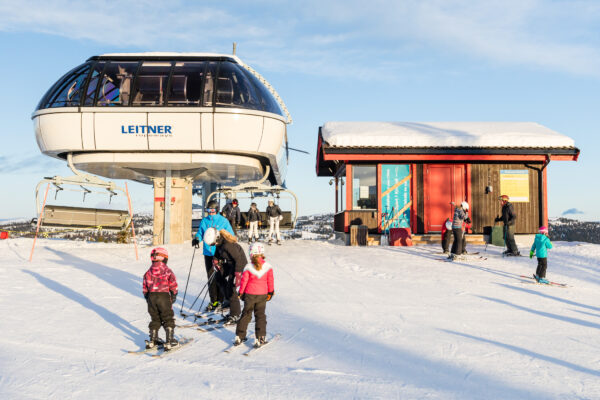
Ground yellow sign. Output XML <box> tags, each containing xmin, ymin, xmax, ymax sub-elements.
<box><xmin>500</xmin><ymin>170</ymin><xmax>529</xmax><ymax>202</ymax></box>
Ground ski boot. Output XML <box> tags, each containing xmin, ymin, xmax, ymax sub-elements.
<box><xmin>164</xmin><ymin>327</ymin><xmax>179</xmax><ymax>351</ymax></box>
<box><xmin>145</xmin><ymin>329</ymin><xmax>160</xmax><ymax>349</ymax></box>
<box><xmin>538</xmin><ymin>277</ymin><xmax>549</xmax><ymax>284</ymax></box>
<box><xmin>204</xmin><ymin>301</ymin><xmax>220</xmax><ymax>312</ymax></box>
<box><xmin>276</xmin><ymin>240</ymin><xmax>282</xmax><ymax>245</ymax></box>
<box><xmin>533</xmin><ymin>274</ymin><xmax>540</xmax><ymax>282</ymax></box>
<box><xmin>233</xmin><ymin>336</ymin><xmax>247</xmax><ymax>346</ymax></box>
<box><xmin>224</xmin><ymin>314</ymin><xmax>240</xmax><ymax>326</ymax></box>
<box><xmin>254</xmin><ymin>336</ymin><xmax>266</xmax><ymax>348</ymax></box>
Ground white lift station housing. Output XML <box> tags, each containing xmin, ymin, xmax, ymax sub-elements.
<box><xmin>32</xmin><ymin>52</ymin><xmax>292</xmax><ymax>244</ymax></box>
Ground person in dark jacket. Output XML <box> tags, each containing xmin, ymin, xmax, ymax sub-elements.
<box><xmin>441</xmin><ymin>218</ymin><xmax>453</xmax><ymax>254</ymax></box>
<box><xmin>213</xmin><ymin>229</ymin><xmax>248</xmax><ymax>324</ymax></box>
<box><xmin>246</xmin><ymin>202</ymin><xmax>261</xmax><ymax>243</ymax></box>
<box><xmin>142</xmin><ymin>247</ymin><xmax>179</xmax><ymax>350</ymax></box>
<box><xmin>495</xmin><ymin>195</ymin><xmax>520</xmax><ymax>256</ymax></box>
<box><xmin>192</xmin><ymin>200</ymin><xmax>234</xmax><ymax>312</ymax></box>
<box><xmin>450</xmin><ymin>201</ymin><xmax>469</xmax><ymax>259</ymax></box>
<box><xmin>222</xmin><ymin>199</ymin><xmax>242</xmax><ymax>235</ymax></box>
<box><xmin>266</xmin><ymin>199</ymin><xmax>283</xmax><ymax>245</ymax></box>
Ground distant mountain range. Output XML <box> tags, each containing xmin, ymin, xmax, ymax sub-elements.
<box><xmin>549</xmin><ymin>218</ymin><xmax>600</xmax><ymax>244</ymax></box>
<box><xmin>2</xmin><ymin>214</ymin><xmax>598</xmax><ymax>244</ymax></box>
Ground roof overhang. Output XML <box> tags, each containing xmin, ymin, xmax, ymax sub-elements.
<box><xmin>316</xmin><ymin>129</ymin><xmax>580</xmax><ymax>177</ymax></box>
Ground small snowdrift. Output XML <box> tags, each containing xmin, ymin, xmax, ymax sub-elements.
<box><xmin>1</xmin><ymin>238</ymin><xmax>599</xmax><ymax>399</ymax></box>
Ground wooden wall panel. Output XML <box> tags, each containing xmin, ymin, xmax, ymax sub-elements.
<box><xmin>416</xmin><ymin>164</ymin><xmax>425</xmax><ymax>233</ymax></box>
<box><xmin>471</xmin><ymin>164</ymin><xmax>541</xmax><ymax>234</ymax></box>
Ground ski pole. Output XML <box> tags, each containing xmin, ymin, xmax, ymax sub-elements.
<box><xmin>187</xmin><ymin>269</ymin><xmax>215</xmax><ymax>312</ymax></box>
<box><xmin>196</xmin><ymin>266</ymin><xmax>221</xmax><ymax>318</ymax></box>
<box><xmin>179</xmin><ymin>247</ymin><xmax>196</xmax><ymax>315</ymax></box>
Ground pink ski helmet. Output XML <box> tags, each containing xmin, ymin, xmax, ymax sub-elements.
<box><xmin>151</xmin><ymin>247</ymin><xmax>168</xmax><ymax>261</ymax></box>
<box><xmin>539</xmin><ymin>226</ymin><xmax>549</xmax><ymax>234</ymax></box>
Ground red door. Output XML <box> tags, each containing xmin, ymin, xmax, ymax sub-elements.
<box><xmin>424</xmin><ymin>164</ymin><xmax>466</xmax><ymax>232</ymax></box>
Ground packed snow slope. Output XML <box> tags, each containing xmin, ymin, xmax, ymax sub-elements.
<box><xmin>1</xmin><ymin>238</ymin><xmax>599</xmax><ymax>400</ymax></box>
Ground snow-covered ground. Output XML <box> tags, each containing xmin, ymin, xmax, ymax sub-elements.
<box><xmin>1</xmin><ymin>238</ymin><xmax>599</xmax><ymax>399</ymax></box>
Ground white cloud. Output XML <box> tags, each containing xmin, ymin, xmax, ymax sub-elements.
<box><xmin>1</xmin><ymin>0</ymin><xmax>599</xmax><ymax>78</ymax></box>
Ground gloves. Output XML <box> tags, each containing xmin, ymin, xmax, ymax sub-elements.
<box><xmin>258</xmin><ymin>221</ymin><xmax>262</xmax><ymax>226</ymax></box>
<box><xmin>239</xmin><ymin>293</ymin><xmax>246</xmax><ymax>302</ymax></box>
<box><xmin>267</xmin><ymin>291</ymin><xmax>274</xmax><ymax>301</ymax></box>
<box><xmin>529</xmin><ymin>250</ymin><xmax>534</xmax><ymax>259</ymax></box>
<box><xmin>192</xmin><ymin>238</ymin><xmax>200</xmax><ymax>248</ymax></box>
<box><xmin>465</xmin><ymin>217</ymin><xmax>472</xmax><ymax>224</ymax></box>
<box><xmin>246</xmin><ymin>221</ymin><xmax>249</xmax><ymax>226</ymax></box>
<box><xmin>170</xmin><ymin>291</ymin><xmax>177</xmax><ymax>304</ymax></box>
<box><xmin>494</xmin><ymin>215</ymin><xmax>501</xmax><ymax>223</ymax></box>
<box><xmin>144</xmin><ymin>292</ymin><xmax>149</xmax><ymax>301</ymax></box>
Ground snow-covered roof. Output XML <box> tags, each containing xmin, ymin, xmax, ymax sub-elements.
<box><xmin>321</xmin><ymin>122</ymin><xmax>576</xmax><ymax>148</ymax></box>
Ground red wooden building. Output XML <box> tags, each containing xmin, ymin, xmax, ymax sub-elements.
<box><xmin>316</xmin><ymin>122</ymin><xmax>579</xmax><ymax>240</ymax></box>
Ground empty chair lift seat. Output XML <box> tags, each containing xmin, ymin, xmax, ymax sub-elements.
<box><xmin>42</xmin><ymin>205</ymin><xmax>131</xmax><ymax>230</ymax></box>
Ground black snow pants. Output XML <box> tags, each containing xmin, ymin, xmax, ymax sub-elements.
<box><xmin>236</xmin><ymin>294</ymin><xmax>268</xmax><ymax>339</ymax></box>
<box><xmin>204</xmin><ymin>255</ymin><xmax>223</xmax><ymax>304</ymax></box>
<box><xmin>504</xmin><ymin>224</ymin><xmax>519</xmax><ymax>255</ymax></box>
<box><xmin>442</xmin><ymin>231</ymin><xmax>452</xmax><ymax>253</ymax></box>
<box><xmin>451</xmin><ymin>228</ymin><xmax>464</xmax><ymax>256</ymax></box>
<box><xmin>147</xmin><ymin>292</ymin><xmax>175</xmax><ymax>330</ymax></box>
<box><xmin>224</xmin><ymin>276</ymin><xmax>241</xmax><ymax>317</ymax></box>
<box><xmin>536</xmin><ymin>257</ymin><xmax>548</xmax><ymax>278</ymax></box>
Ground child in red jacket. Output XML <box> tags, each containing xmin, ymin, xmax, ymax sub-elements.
<box><xmin>234</xmin><ymin>243</ymin><xmax>274</xmax><ymax>348</ymax></box>
<box><xmin>143</xmin><ymin>247</ymin><xmax>178</xmax><ymax>350</ymax></box>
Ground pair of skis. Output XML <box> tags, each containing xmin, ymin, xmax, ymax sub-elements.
<box><xmin>223</xmin><ymin>333</ymin><xmax>281</xmax><ymax>356</ymax></box>
<box><xmin>519</xmin><ymin>275</ymin><xmax>567</xmax><ymax>288</ymax></box>
<box><xmin>128</xmin><ymin>338</ymin><xmax>194</xmax><ymax>358</ymax></box>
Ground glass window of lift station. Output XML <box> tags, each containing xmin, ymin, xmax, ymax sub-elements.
<box><xmin>241</xmin><ymin>69</ymin><xmax>283</xmax><ymax>116</ymax></box>
<box><xmin>132</xmin><ymin>62</ymin><xmax>172</xmax><ymax>106</ymax></box>
<box><xmin>168</xmin><ymin>62</ymin><xmax>207</xmax><ymax>106</ymax></box>
<box><xmin>352</xmin><ymin>165</ymin><xmax>377</xmax><ymax>210</ymax></box>
<box><xmin>216</xmin><ymin>61</ymin><xmax>262</xmax><ymax>110</ymax></box>
<box><xmin>38</xmin><ymin>63</ymin><xmax>91</xmax><ymax>109</ymax></box>
<box><xmin>83</xmin><ymin>62</ymin><xmax>105</xmax><ymax>106</ymax></box>
<box><xmin>96</xmin><ymin>62</ymin><xmax>139</xmax><ymax>106</ymax></box>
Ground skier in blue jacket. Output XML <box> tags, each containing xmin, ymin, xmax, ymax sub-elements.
<box><xmin>530</xmin><ymin>226</ymin><xmax>553</xmax><ymax>284</ymax></box>
<box><xmin>192</xmin><ymin>200</ymin><xmax>235</xmax><ymax>311</ymax></box>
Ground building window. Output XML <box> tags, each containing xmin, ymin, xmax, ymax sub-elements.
<box><xmin>96</xmin><ymin>62</ymin><xmax>139</xmax><ymax>106</ymax></box>
<box><xmin>167</xmin><ymin>62</ymin><xmax>207</xmax><ymax>106</ymax></box>
<box><xmin>36</xmin><ymin>62</ymin><xmax>92</xmax><ymax>110</ymax></box>
<box><xmin>216</xmin><ymin>61</ymin><xmax>262</xmax><ymax>110</ymax></box>
<box><xmin>131</xmin><ymin>62</ymin><xmax>172</xmax><ymax>106</ymax></box>
<box><xmin>352</xmin><ymin>165</ymin><xmax>377</xmax><ymax>209</ymax></box>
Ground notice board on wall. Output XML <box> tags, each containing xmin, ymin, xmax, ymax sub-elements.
<box><xmin>500</xmin><ymin>170</ymin><xmax>529</xmax><ymax>202</ymax></box>
<box><xmin>381</xmin><ymin>165</ymin><xmax>411</xmax><ymax>230</ymax></box>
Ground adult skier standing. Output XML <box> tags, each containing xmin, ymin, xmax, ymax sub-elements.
<box><xmin>495</xmin><ymin>195</ymin><xmax>520</xmax><ymax>256</ymax></box>
<box><xmin>450</xmin><ymin>201</ymin><xmax>470</xmax><ymax>259</ymax></box>
<box><xmin>530</xmin><ymin>226</ymin><xmax>553</xmax><ymax>283</ymax></box>
<box><xmin>246</xmin><ymin>202</ymin><xmax>261</xmax><ymax>244</ymax></box>
<box><xmin>266</xmin><ymin>199</ymin><xmax>283</xmax><ymax>245</ymax></box>
<box><xmin>234</xmin><ymin>243</ymin><xmax>275</xmax><ymax>347</ymax></box>
<box><xmin>142</xmin><ymin>247</ymin><xmax>179</xmax><ymax>350</ymax></box>
<box><xmin>210</xmin><ymin>227</ymin><xmax>248</xmax><ymax>324</ymax></box>
<box><xmin>222</xmin><ymin>199</ymin><xmax>241</xmax><ymax>235</ymax></box>
<box><xmin>192</xmin><ymin>200</ymin><xmax>235</xmax><ymax>312</ymax></box>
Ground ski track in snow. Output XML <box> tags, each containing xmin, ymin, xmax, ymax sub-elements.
<box><xmin>1</xmin><ymin>238</ymin><xmax>600</xmax><ymax>399</ymax></box>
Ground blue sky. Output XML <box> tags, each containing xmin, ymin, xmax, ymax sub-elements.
<box><xmin>0</xmin><ymin>0</ymin><xmax>599</xmax><ymax>220</ymax></box>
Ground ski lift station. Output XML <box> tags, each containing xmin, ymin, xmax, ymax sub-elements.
<box><xmin>32</xmin><ymin>52</ymin><xmax>293</xmax><ymax>245</ymax></box>
<box><xmin>316</xmin><ymin>122</ymin><xmax>579</xmax><ymax>244</ymax></box>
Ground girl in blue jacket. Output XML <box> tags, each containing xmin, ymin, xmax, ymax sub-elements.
<box><xmin>530</xmin><ymin>226</ymin><xmax>553</xmax><ymax>283</ymax></box>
